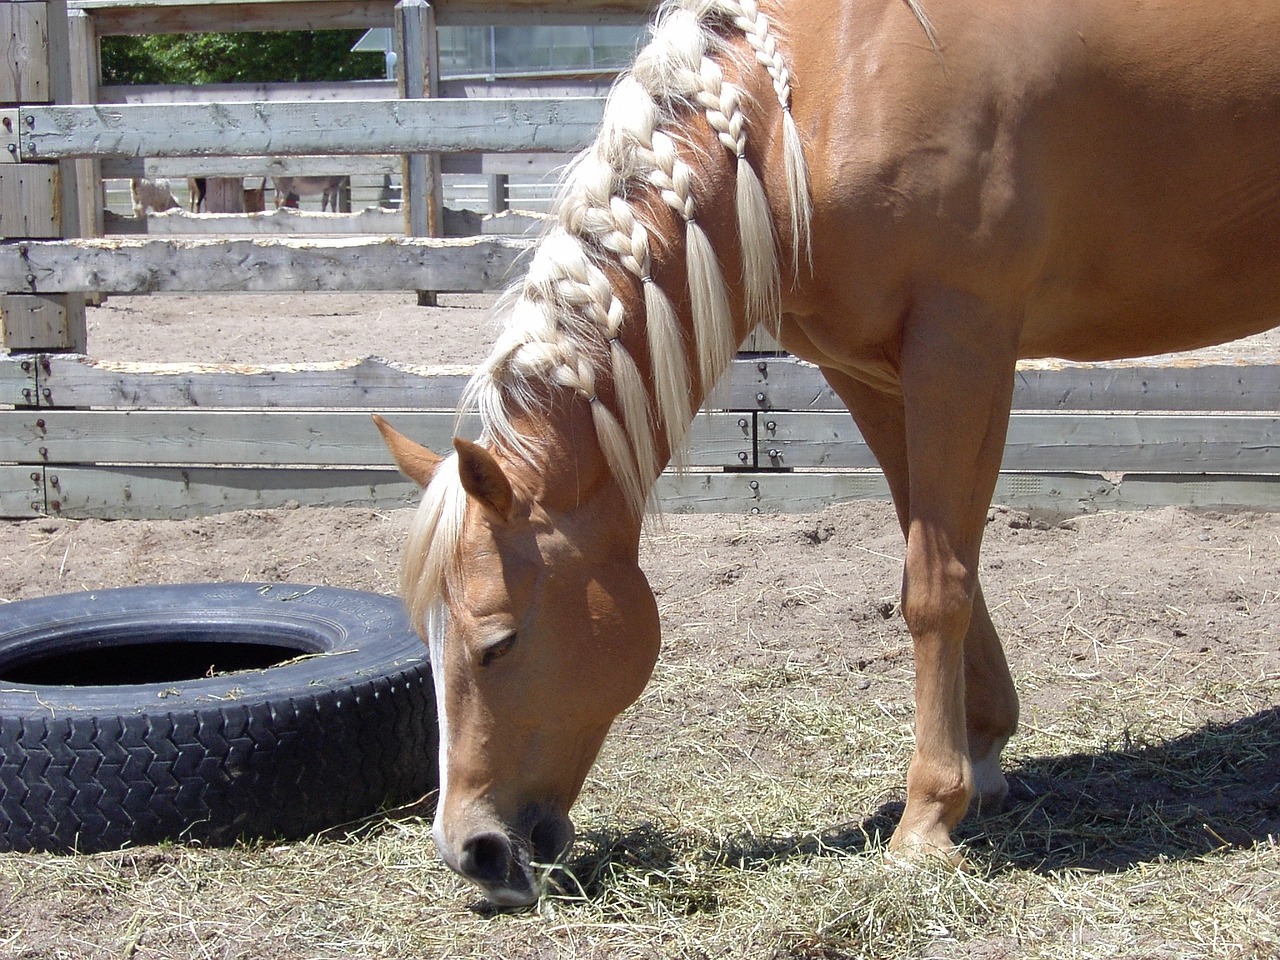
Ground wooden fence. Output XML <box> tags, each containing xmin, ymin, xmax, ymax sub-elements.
<box><xmin>3</xmin><ymin>0</ymin><xmax>1280</xmax><ymax>519</ymax></box>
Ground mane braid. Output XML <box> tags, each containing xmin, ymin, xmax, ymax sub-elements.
<box><xmin>403</xmin><ymin>0</ymin><xmax>813</xmax><ymax>623</ymax></box>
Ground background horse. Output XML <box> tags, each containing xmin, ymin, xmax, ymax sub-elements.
<box><xmin>273</xmin><ymin>175</ymin><xmax>348</xmax><ymax>211</ymax></box>
<box><xmin>378</xmin><ymin>0</ymin><xmax>1280</xmax><ymax>907</ymax></box>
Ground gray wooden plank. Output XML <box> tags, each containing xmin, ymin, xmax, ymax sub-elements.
<box><xmin>44</xmin><ymin>466</ymin><xmax>765</xmax><ymax>519</ymax></box>
<box><xmin>737</xmin><ymin>356</ymin><xmax>1280</xmax><ymax>413</ymax></box>
<box><xmin>44</xmin><ymin>465</ymin><xmax>417</xmax><ymax>518</ymax></box>
<box><xmin>0</xmin><ymin>408</ymin><xmax>750</xmax><ymax>468</ymax></box>
<box><xmin>744</xmin><ymin>471</ymin><xmax>1118</xmax><ymax>515</ymax></box>
<box><xmin>0</xmin><ymin>465</ymin><xmax>43</xmax><ymax>518</ymax></box>
<box><xmin>103</xmin><ymin>151</ymin><xmax>570</xmax><ymax>180</ymax></box>
<box><xmin>39</xmin><ymin>356</ymin><xmax>793</xmax><ymax>412</ymax></box>
<box><xmin>19</xmin><ymin>98</ymin><xmax>605</xmax><ymax>161</ymax></box>
<box><xmin>0</xmin><ymin>352</ymin><xmax>39</xmax><ymax>406</ymax></box>
<box><xmin>761</xmin><ymin>411</ymin><xmax>1280</xmax><ymax>474</ymax></box>
<box><xmin>1117</xmin><ymin>473</ymin><xmax>1280</xmax><ymax>511</ymax></box>
<box><xmin>70</xmin><ymin>0</ymin><xmax>400</xmax><ymax>35</ymax></box>
<box><xmin>1</xmin><ymin>235</ymin><xmax>534</xmax><ymax>293</ymax></box>
<box><xmin>70</xmin><ymin>0</ymin><xmax>652</xmax><ymax>35</ymax></box>
<box><xmin>97</xmin><ymin>76</ymin><xmax>610</xmax><ymax>106</ymax></box>
<box><xmin>38</xmin><ymin>355</ymin><xmax>474</xmax><ymax>409</ymax></box>
<box><xmin>102</xmin><ymin>207</ymin><xmax>407</xmax><ymax>237</ymax></box>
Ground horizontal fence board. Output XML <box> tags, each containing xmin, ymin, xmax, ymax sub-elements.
<box><xmin>19</xmin><ymin>98</ymin><xmax>605</xmax><ymax>160</ymax></box>
<box><xmin>113</xmin><ymin>151</ymin><xmax>570</xmax><ymax>180</ymax></box>
<box><xmin>0</xmin><ymin>465</ymin><xmax>42</xmax><ymax>517</ymax></box>
<box><xmin>0</xmin><ymin>408</ymin><xmax>749</xmax><ymax>468</ymax></box>
<box><xmin>104</xmin><ymin>152</ymin><xmax>569</xmax><ymax>179</ymax></box>
<box><xmin>41</xmin><ymin>465</ymin><xmax>417</xmax><ymax>517</ymax></box>
<box><xmin>718</xmin><ymin>470</ymin><xmax>1119</xmax><ymax>515</ymax></box>
<box><xmin>105</xmin><ymin>154</ymin><xmax>400</xmax><ymax>179</ymax></box>
<box><xmin>1117</xmin><ymin>473</ymin><xmax>1280</xmax><ymax>510</ymax></box>
<box><xmin>100</xmin><ymin>207</ymin><xmax>547</xmax><ymax>238</ymax></box>
<box><xmin>103</xmin><ymin>207</ymin><xmax>407</xmax><ymax>237</ymax></box>
<box><xmin>762</xmin><ymin>411</ymin><xmax>1280</xmax><ymax>474</ymax></box>
<box><xmin>97</xmin><ymin>76</ymin><xmax>612</xmax><ymax>105</ymax></box>
<box><xmin>1013</xmin><ymin>361</ymin><xmax>1280</xmax><ymax>412</ymax></box>
<box><xmin>743</xmin><ymin>356</ymin><xmax>1280</xmax><ymax>413</ymax></box>
<box><xmin>72</xmin><ymin>0</ymin><xmax>401</xmax><ymax>34</ymax></box>
<box><xmin>71</xmin><ymin>0</ymin><xmax>653</xmax><ymax>34</ymax></box>
<box><xmin>0</xmin><ymin>354</ymin><xmax>37</xmax><ymax>406</ymax></box>
<box><xmin>32</xmin><ymin>466</ymin><xmax>773</xmax><ymax>519</ymax></box>
<box><xmin>32</xmin><ymin>354</ymin><xmax>1280</xmax><ymax>413</ymax></box>
<box><xmin>1</xmin><ymin>236</ymin><xmax>534</xmax><ymax>293</ymax></box>
<box><xmin>38</xmin><ymin>355</ymin><xmax>474</xmax><ymax>408</ymax></box>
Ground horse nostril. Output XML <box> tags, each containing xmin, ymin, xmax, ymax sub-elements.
<box><xmin>529</xmin><ymin>814</ymin><xmax>575</xmax><ymax>863</ymax></box>
<box><xmin>458</xmin><ymin>832</ymin><xmax>514</xmax><ymax>887</ymax></box>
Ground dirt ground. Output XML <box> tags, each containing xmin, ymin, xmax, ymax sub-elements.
<box><xmin>1</xmin><ymin>293</ymin><xmax>1278</xmax><ymax>957</ymax></box>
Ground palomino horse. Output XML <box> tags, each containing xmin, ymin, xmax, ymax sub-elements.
<box><xmin>376</xmin><ymin>0</ymin><xmax>1280</xmax><ymax>906</ymax></box>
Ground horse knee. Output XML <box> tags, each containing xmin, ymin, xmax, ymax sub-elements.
<box><xmin>900</xmin><ymin>553</ymin><xmax>976</xmax><ymax>643</ymax></box>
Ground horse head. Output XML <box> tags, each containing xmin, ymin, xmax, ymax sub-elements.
<box><xmin>376</xmin><ymin>415</ymin><xmax>661</xmax><ymax>906</ymax></box>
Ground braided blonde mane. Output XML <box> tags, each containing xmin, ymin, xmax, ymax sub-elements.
<box><xmin>403</xmin><ymin>0</ymin><xmax>812</xmax><ymax>623</ymax></box>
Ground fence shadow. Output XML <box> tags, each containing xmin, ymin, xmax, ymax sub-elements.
<box><xmin>555</xmin><ymin>708</ymin><xmax>1280</xmax><ymax>902</ymax></box>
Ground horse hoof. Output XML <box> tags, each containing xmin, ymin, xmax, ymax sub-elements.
<box><xmin>886</xmin><ymin>825</ymin><xmax>965</xmax><ymax>868</ymax></box>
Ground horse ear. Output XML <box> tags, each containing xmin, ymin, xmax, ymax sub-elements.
<box><xmin>453</xmin><ymin>437</ymin><xmax>516</xmax><ymax>522</ymax></box>
<box><xmin>373</xmin><ymin>414</ymin><xmax>444</xmax><ymax>488</ymax></box>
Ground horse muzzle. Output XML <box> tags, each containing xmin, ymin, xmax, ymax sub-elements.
<box><xmin>439</xmin><ymin>807</ymin><xmax>576</xmax><ymax>908</ymax></box>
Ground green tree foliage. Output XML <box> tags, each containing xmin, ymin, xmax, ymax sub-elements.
<box><xmin>101</xmin><ymin>31</ymin><xmax>385</xmax><ymax>85</ymax></box>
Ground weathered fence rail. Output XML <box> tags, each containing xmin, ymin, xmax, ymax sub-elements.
<box><xmin>4</xmin><ymin>0</ymin><xmax>1280</xmax><ymax>519</ymax></box>
<box><xmin>11</xmin><ymin>97</ymin><xmax>605</xmax><ymax>159</ymax></box>
<box><xmin>6</xmin><ymin>353</ymin><xmax>1280</xmax><ymax>519</ymax></box>
<box><xmin>2</xmin><ymin>236</ymin><xmax>532</xmax><ymax>293</ymax></box>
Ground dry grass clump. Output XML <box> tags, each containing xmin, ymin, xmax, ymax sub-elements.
<box><xmin>10</xmin><ymin>656</ymin><xmax>1274</xmax><ymax>959</ymax></box>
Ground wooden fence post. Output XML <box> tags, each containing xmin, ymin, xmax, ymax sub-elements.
<box><xmin>395</xmin><ymin>0</ymin><xmax>444</xmax><ymax>306</ymax></box>
<box><xmin>1</xmin><ymin>0</ymin><xmax>86</xmax><ymax>353</ymax></box>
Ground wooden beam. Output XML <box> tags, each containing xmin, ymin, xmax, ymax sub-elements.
<box><xmin>0</xmin><ymin>2</ymin><xmax>51</xmax><ymax>103</ymax></box>
<box><xmin>68</xmin><ymin>0</ymin><xmax>653</xmax><ymax>35</ymax></box>
<box><xmin>0</xmin><ymin>352</ymin><xmax>39</xmax><ymax>405</ymax></box>
<box><xmin>0</xmin><ymin>465</ymin><xmax>43</xmax><ymax>517</ymax></box>
<box><xmin>1</xmin><ymin>293</ymin><xmax>82</xmax><ymax>349</ymax></box>
<box><xmin>101</xmin><ymin>151</ymin><xmax>567</xmax><ymax>179</ymax></box>
<box><xmin>98</xmin><ymin>76</ymin><xmax>611</xmax><ymax>105</ymax></box>
<box><xmin>19</xmin><ymin>97</ymin><xmax>605</xmax><ymax>160</ymax></box>
<box><xmin>760</xmin><ymin>411</ymin><xmax>1280</xmax><ymax>474</ymax></box>
<box><xmin>1117</xmin><ymin>474</ymin><xmax>1280</xmax><ymax>511</ymax></box>
<box><xmin>739</xmin><ymin>471</ymin><xmax>1120</xmax><ymax>515</ymax></box>
<box><xmin>743</xmin><ymin>355</ymin><xmax>1280</xmax><ymax>413</ymax></box>
<box><xmin>396</xmin><ymin>0</ymin><xmax>443</xmax><ymax>240</ymax></box>
<box><xmin>27</xmin><ymin>464</ymin><xmax>755</xmax><ymax>519</ymax></box>
<box><xmin>0</xmin><ymin>407</ymin><xmax>749</xmax><ymax>468</ymax></box>
<box><xmin>70</xmin><ymin>0</ymin><xmax>400</xmax><ymax>35</ymax></box>
<box><xmin>37</xmin><ymin>464</ymin><xmax>417</xmax><ymax>518</ymax></box>
<box><xmin>100</xmin><ymin>205</ymin><xmax>543</xmax><ymax>236</ymax></box>
<box><xmin>38</xmin><ymin>354</ymin><xmax>474</xmax><ymax>408</ymax></box>
<box><xmin>0</xmin><ymin>166</ymin><xmax>61</xmax><ymax>238</ymax></box>
<box><xmin>0</xmin><ymin>235</ymin><xmax>535</xmax><ymax>293</ymax></box>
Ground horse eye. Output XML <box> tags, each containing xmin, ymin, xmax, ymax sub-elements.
<box><xmin>479</xmin><ymin>633</ymin><xmax>517</xmax><ymax>667</ymax></box>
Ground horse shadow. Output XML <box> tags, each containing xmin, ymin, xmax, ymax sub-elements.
<box><xmin>557</xmin><ymin>708</ymin><xmax>1280</xmax><ymax>900</ymax></box>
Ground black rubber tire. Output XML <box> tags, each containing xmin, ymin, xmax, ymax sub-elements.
<box><xmin>0</xmin><ymin>583</ymin><xmax>436</xmax><ymax>854</ymax></box>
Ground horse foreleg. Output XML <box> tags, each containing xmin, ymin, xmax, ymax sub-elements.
<box><xmin>893</xmin><ymin>291</ymin><xmax>1018</xmax><ymax>859</ymax></box>
<box><xmin>819</xmin><ymin>363</ymin><xmax>1019</xmax><ymax>825</ymax></box>
<box><xmin>963</xmin><ymin>582</ymin><xmax>1017</xmax><ymax>813</ymax></box>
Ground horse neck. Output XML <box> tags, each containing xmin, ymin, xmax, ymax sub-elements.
<box><xmin>470</xmin><ymin>1</ymin><xmax>810</xmax><ymax>518</ymax></box>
